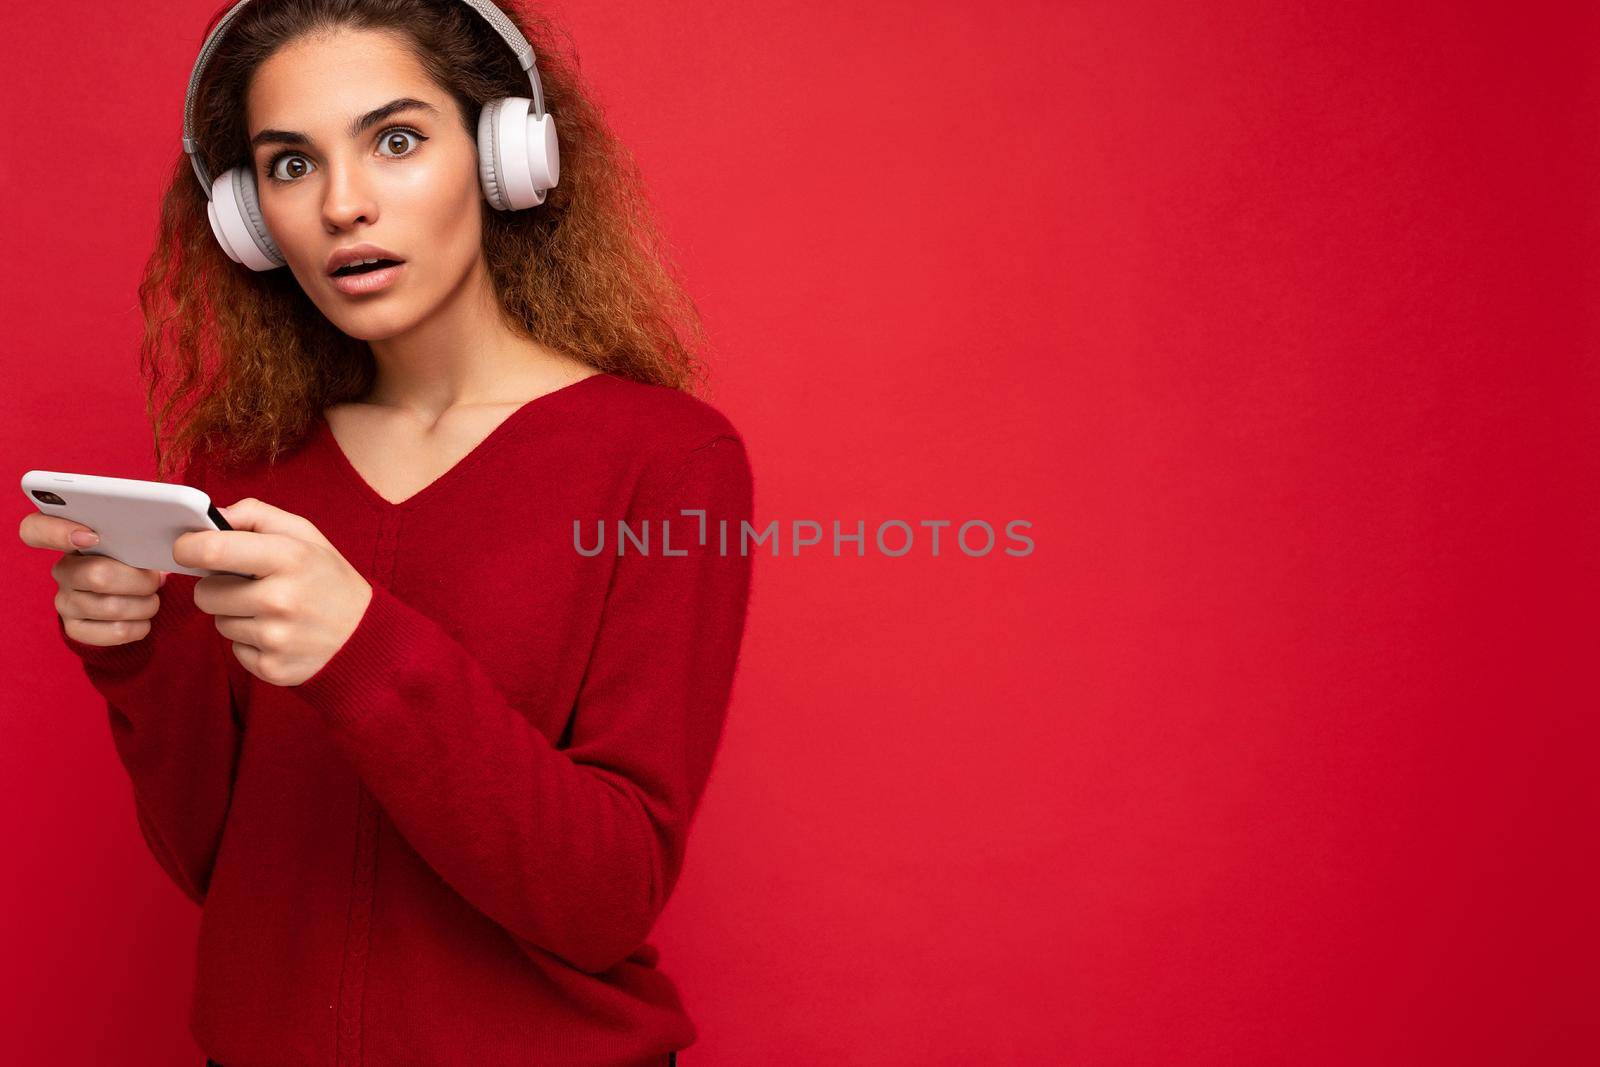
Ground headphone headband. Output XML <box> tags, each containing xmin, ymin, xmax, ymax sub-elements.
<box><xmin>182</xmin><ymin>0</ymin><xmax>547</xmax><ymax>198</ymax></box>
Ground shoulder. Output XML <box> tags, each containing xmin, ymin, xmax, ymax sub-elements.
<box><xmin>589</xmin><ymin>372</ymin><xmax>744</xmax><ymax>448</ymax></box>
<box><xmin>586</xmin><ymin>373</ymin><xmax>752</xmax><ymax>510</ymax></box>
<box><xmin>589</xmin><ymin>372</ymin><xmax>749</xmax><ymax>468</ymax></box>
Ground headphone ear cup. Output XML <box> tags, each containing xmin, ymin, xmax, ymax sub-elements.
<box><xmin>476</xmin><ymin>96</ymin><xmax>560</xmax><ymax>211</ymax></box>
<box><xmin>208</xmin><ymin>167</ymin><xmax>286</xmax><ymax>271</ymax></box>
<box><xmin>528</xmin><ymin>111</ymin><xmax>559</xmax><ymax>193</ymax></box>
<box><xmin>477</xmin><ymin>98</ymin><xmax>510</xmax><ymax>210</ymax></box>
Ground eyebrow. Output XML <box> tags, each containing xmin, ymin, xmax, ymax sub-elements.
<box><xmin>249</xmin><ymin>97</ymin><xmax>441</xmax><ymax>152</ymax></box>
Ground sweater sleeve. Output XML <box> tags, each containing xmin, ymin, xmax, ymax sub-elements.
<box><xmin>289</xmin><ymin>434</ymin><xmax>755</xmax><ymax>975</ymax></box>
<box><xmin>58</xmin><ymin>461</ymin><xmax>245</xmax><ymax>908</ymax></box>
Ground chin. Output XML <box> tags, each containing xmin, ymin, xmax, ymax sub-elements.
<box><xmin>343</xmin><ymin>317</ymin><xmax>421</xmax><ymax>343</ymax></box>
<box><xmin>323</xmin><ymin>304</ymin><xmax>425</xmax><ymax>342</ymax></box>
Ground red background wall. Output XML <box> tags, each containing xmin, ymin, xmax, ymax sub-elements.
<box><xmin>3</xmin><ymin>1</ymin><xmax>1596</xmax><ymax>1063</ymax></box>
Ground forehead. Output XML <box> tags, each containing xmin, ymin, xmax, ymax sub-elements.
<box><xmin>246</xmin><ymin>27</ymin><xmax>436</xmax><ymax>134</ymax></box>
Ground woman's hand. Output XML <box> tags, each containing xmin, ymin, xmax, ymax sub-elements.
<box><xmin>19</xmin><ymin>513</ymin><xmax>168</xmax><ymax>646</ymax></box>
<box><xmin>173</xmin><ymin>499</ymin><xmax>372</xmax><ymax>687</ymax></box>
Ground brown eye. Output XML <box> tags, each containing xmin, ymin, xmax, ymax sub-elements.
<box><xmin>378</xmin><ymin>129</ymin><xmax>425</xmax><ymax>158</ymax></box>
<box><xmin>267</xmin><ymin>154</ymin><xmax>314</xmax><ymax>183</ymax></box>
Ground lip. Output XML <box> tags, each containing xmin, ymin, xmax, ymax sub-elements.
<box><xmin>325</xmin><ymin>242</ymin><xmax>406</xmax><ymax>276</ymax></box>
<box><xmin>330</xmin><ymin>260</ymin><xmax>406</xmax><ymax>296</ymax></box>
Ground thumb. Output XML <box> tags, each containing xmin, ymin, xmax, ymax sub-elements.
<box><xmin>216</xmin><ymin>498</ymin><xmax>334</xmax><ymax>551</ymax></box>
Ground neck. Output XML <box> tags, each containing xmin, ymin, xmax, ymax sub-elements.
<box><xmin>363</xmin><ymin>252</ymin><xmax>589</xmax><ymax>418</ymax></box>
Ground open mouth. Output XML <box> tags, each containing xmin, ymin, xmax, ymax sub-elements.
<box><xmin>330</xmin><ymin>258</ymin><xmax>404</xmax><ymax>278</ymax></box>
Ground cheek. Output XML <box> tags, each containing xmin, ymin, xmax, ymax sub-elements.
<box><xmin>397</xmin><ymin>145</ymin><xmax>481</xmax><ymax>212</ymax></box>
<box><xmin>259</xmin><ymin>196</ymin><xmax>330</xmax><ymax>283</ymax></box>
<box><xmin>394</xmin><ymin>156</ymin><xmax>482</xmax><ymax>245</ymax></box>
<box><xmin>404</xmin><ymin>200</ymin><xmax>484</xmax><ymax>286</ymax></box>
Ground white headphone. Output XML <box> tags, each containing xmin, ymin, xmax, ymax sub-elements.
<box><xmin>182</xmin><ymin>0</ymin><xmax>560</xmax><ymax>271</ymax></box>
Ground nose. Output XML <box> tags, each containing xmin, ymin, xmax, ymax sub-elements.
<box><xmin>320</xmin><ymin>152</ymin><xmax>379</xmax><ymax>232</ymax></box>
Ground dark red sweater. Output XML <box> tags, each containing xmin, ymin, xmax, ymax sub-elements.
<box><xmin>58</xmin><ymin>372</ymin><xmax>754</xmax><ymax>1067</ymax></box>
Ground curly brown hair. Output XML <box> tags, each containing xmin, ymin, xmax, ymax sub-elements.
<box><xmin>141</xmin><ymin>0</ymin><xmax>711</xmax><ymax>480</ymax></box>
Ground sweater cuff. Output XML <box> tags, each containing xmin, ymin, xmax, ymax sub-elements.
<box><xmin>58</xmin><ymin>573</ymin><xmax>206</xmax><ymax>677</ymax></box>
<box><xmin>291</xmin><ymin>583</ymin><xmax>419</xmax><ymax>729</ymax></box>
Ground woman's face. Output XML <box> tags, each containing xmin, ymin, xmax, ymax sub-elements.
<box><xmin>245</xmin><ymin>28</ymin><xmax>483</xmax><ymax>339</ymax></box>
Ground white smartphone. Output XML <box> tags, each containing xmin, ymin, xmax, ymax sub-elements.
<box><xmin>20</xmin><ymin>469</ymin><xmax>255</xmax><ymax>579</ymax></box>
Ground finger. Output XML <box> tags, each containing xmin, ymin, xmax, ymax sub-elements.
<box><xmin>62</xmin><ymin>616</ymin><xmax>152</xmax><ymax>646</ymax></box>
<box><xmin>228</xmin><ymin>637</ymin><xmax>266</xmax><ymax>677</ymax></box>
<box><xmin>51</xmin><ymin>553</ymin><xmax>163</xmax><ymax>596</ymax></box>
<box><xmin>56</xmin><ymin>585</ymin><xmax>160</xmax><ymax>623</ymax></box>
<box><xmin>215</xmin><ymin>498</ymin><xmax>334</xmax><ymax>551</ymax></box>
<box><xmin>172</xmin><ymin>527</ymin><xmax>299</xmax><ymax>578</ymax></box>
<box><xmin>212</xmin><ymin>612</ymin><xmax>268</xmax><ymax>646</ymax></box>
<box><xmin>191</xmin><ymin>573</ymin><xmax>279</xmax><ymax>618</ymax></box>
<box><xmin>18</xmin><ymin>511</ymin><xmax>102</xmax><ymax>553</ymax></box>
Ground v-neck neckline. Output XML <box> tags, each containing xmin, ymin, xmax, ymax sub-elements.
<box><xmin>316</xmin><ymin>371</ymin><xmax>609</xmax><ymax>513</ymax></box>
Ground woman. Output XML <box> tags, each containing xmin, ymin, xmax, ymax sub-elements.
<box><xmin>21</xmin><ymin>1</ymin><xmax>752</xmax><ymax>1064</ymax></box>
